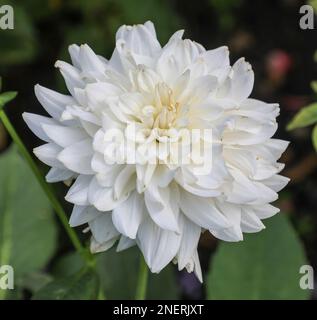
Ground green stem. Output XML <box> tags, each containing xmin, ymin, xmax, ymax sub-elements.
<box><xmin>97</xmin><ymin>285</ymin><xmax>106</xmax><ymax>300</ymax></box>
<box><xmin>0</xmin><ymin>109</ymin><xmax>92</xmax><ymax>264</ymax></box>
<box><xmin>135</xmin><ymin>255</ymin><xmax>148</xmax><ymax>300</ymax></box>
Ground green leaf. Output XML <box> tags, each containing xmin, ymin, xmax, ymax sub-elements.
<box><xmin>96</xmin><ymin>246</ymin><xmax>179</xmax><ymax>299</ymax></box>
<box><xmin>312</xmin><ymin>124</ymin><xmax>317</xmax><ymax>152</ymax></box>
<box><xmin>0</xmin><ymin>92</ymin><xmax>17</xmax><ymax>110</ymax></box>
<box><xmin>56</xmin><ymin>247</ymin><xmax>179</xmax><ymax>299</ymax></box>
<box><xmin>18</xmin><ymin>272</ymin><xmax>53</xmax><ymax>293</ymax></box>
<box><xmin>0</xmin><ymin>147</ymin><xmax>57</xmax><ymax>299</ymax></box>
<box><xmin>147</xmin><ymin>265</ymin><xmax>180</xmax><ymax>299</ymax></box>
<box><xmin>207</xmin><ymin>214</ymin><xmax>309</xmax><ymax>300</ymax></box>
<box><xmin>52</xmin><ymin>251</ymin><xmax>85</xmax><ymax>278</ymax></box>
<box><xmin>287</xmin><ymin>103</ymin><xmax>317</xmax><ymax>130</ymax></box>
<box><xmin>32</xmin><ymin>268</ymin><xmax>99</xmax><ymax>300</ymax></box>
<box><xmin>311</xmin><ymin>81</ymin><xmax>317</xmax><ymax>93</ymax></box>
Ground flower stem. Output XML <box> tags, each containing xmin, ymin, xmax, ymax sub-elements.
<box><xmin>135</xmin><ymin>255</ymin><xmax>149</xmax><ymax>300</ymax></box>
<box><xmin>0</xmin><ymin>109</ymin><xmax>93</xmax><ymax>264</ymax></box>
<box><xmin>97</xmin><ymin>285</ymin><xmax>106</xmax><ymax>300</ymax></box>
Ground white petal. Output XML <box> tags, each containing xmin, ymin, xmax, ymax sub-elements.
<box><xmin>227</xmin><ymin>168</ymin><xmax>278</xmax><ymax>205</ymax></box>
<box><xmin>192</xmin><ymin>250</ymin><xmax>203</xmax><ymax>283</ymax></box>
<box><xmin>89</xmin><ymin>213</ymin><xmax>119</xmax><ymax>244</ymax></box>
<box><xmin>144</xmin><ymin>185</ymin><xmax>180</xmax><ymax>232</ymax></box>
<box><xmin>177</xmin><ymin>215</ymin><xmax>201</xmax><ymax>270</ymax></box>
<box><xmin>115</xmin><ymin>22</ymin><xmax>161</xmax><ymax>57</ymax></box>
<box><xmin>210</xmin><ymin>202</ymin><xmax>243</xmax><ymax>241</ymax></box>
<box><xmin>265</xmin><ymin>139</ymin><xmax>290</xmax><ymax>159</ymax></box>
<box><xmin>228</xmin><ymin>58</ymin><xmax>254</xmax><ymax>102</ymax></box>
<box><xmin>34</xmin><ymin>84</ymin><xmax>75</xmax><ymax>120</ymax></box>
<box><xmin>202</xmin><ymin>46</ymin><xmax>230</xmax><ymax>72</ymax></box>
<box><xmin>113</xmin><ymin>165</ymin><xmax>136</xmax><ymax>200</ymax></box>
<box><xmin>88</xmin><ymin>177</ymin><xmax>128</xmax><ymax>211</ymax></box>
<box><xmin>90</xmin><ymin>236</ymin><xmax>118</xmax><ymax>253</ymax></box>
<box><xmin>240</xmin><ymin>207</ymin><xmax>265</xmax><ymax>233</ymax></box>
<box><xmin>45</xmin><ymin>167</ymin><xmax>74</xmax><ymax>183</ymax></box>
<box><xmin>112</xmin><ymin>191</ymin><xmax>145</xmax><ymax>239</ymax></box>
<box><xmin>55</xmin><ymin>60</ymin><xmax>85</xmax><ymax>96</ymax></box>
<box><xmin>116</xmin><ymin>236</ymin><xmax>136</xmax><ymax>252</ymax></box>
<box><xmin>69</xmin><ymin>205</ymin><xmax>99</xmax><ymax>227</ymax></box>
<box><xmin>42</xmin><ymin>124</ymin><xmax>88</xmax><ymax>148</ymax></box>
<box><xmin>253</xmin><ymin>204</ymin><xmax>280</xmax><ymax>219</ymax></box>
<box><xmin>79</xmin><ymin>44</ymin><xmax>106</xmax><ymax>78</ymax></box>
<box><xmin>22</xmin><ymin>112</ymin><xmax>58</xmax><ymax>142</ymax></box>
<box><xmin>65</xmin><ymin>174</ymin><xmax>92</xmax><ymax>205</ymax></box>
<box><xmin>261</xmin><ymin>174</ymin><xmax>290</xmax><ymax>192</ymax></box>
<box><xmin>68</xmin><ymin>44</ymin><xmax>81</xmax><ymax>69</ymax></box>
<box><xmin>33</xmin><ymin>143</ymin><xmax>64</xmax><ymax>169</ymax></box>
<box><xmin>57</xmin><ymin>139</ymin><xmax>94</xmax><ymax>174</ymax></box>
<box><xmin>179</xmin><ymin>190</ymin><xmax>230</xmax><ymax>230</ymax></box>
<box><xmin>137</xmin><ymin>217</ymin><xmax>181</xmax><ymax>273</ymax></box>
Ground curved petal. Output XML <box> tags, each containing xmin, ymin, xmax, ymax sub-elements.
<box><xmin>22</xmin><ymin>112</ymin><xmax>58</xmax><ymax>142</ymax></box>
<box><xmin>33</xmin><ymin>143</ymin><xmax>64</xmax><ymax>169</ymax></box>
<box><xmin>65</xmin><ymin>174</ymin><xmax>92</xmax><ymax>205</ymax></box>
<box><xmin>45</xmin><ymin>167</ymin><xmax>74</xmax><ymax>183</ymax></box>
<box><xmin>90</xmin><ymin>236</ymin><xmax>118</xmax><ymax>253</ymax></box>
<box><xmin>227</xmin><ymin>58</ymin><xmax>254</xmax><ymax>102</ymax></box>
<box><xmin>42</xmin><ymin>124</ymin><xmax>88</xmax><ymax>148</ymax></box>
<box><xmin>112</xmin><ymin>191</ymin><xmax>145</xmax><ymax>239</ymax></box>
<box><xmin>179</xmin><ymin>190</ymin><xmax>231</xmax><ymax>230</ymax></box>
<box><xmin>34</xmin><ymin>84</ymin><xmax>75</xmax><ymax>120</ymax></box>
<box><xmin>89</xmin><ymin>213</ymin><xmax>119</xmax><ymax>244</ymax></box>
<box><xmin>69</xmin><ymin>205</ymin><xmax>99</xmax><ymax>227</ymax></box>
<box><xmin>57</xmin><ymin>139</ymin><xmax>94</xmax><ymax>174</ymax></box>
<box><xmin>115</xmin><ymin>21</ymin><xmax>161</xmax><ymax>57</ymax></box>
<box><xmin>137</xmin><ymin>217</ymin><xmax>181</xmax><ymax>273</ymax></box>
<box><xmin>116</xmin><ymin>236</ymin><xmax>136</xmax><ymax>252</ymax></box>
<box><xmin>144</xmin><ymin>185</ymin><xmax>180</xmax><ymax>232</ymax></box>
<box><xmin>177</xmin><ymin>215</ymin><xmax>201</xmax><ymax>270</ymax></box>
<box><xmin>88</xmin><ymin>177</ymin><xmax>128</xmax><ymax>211</ymax></box>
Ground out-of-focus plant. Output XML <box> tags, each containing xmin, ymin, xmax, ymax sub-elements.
<box><xmin>207</xmin><ymin>214</ymin><xmax>309</xmax><ymax>300</ymax></box>
<box><xmin>287</xmin><ymin>54</ymin><xmax>317</xmax><ymax>151</ymax></box>
<box><xmin>0</xmin><ymin>0</ymin><xmax>37</xmax><ymax>66</ymax></box>
<box><xmin>209</xmin><ymin>0</ymin><xmax>244</xmax><ymax>32</ymax></box>
<box><xmin>0</xmin><ymin>78</ymin><xmax>17</xmax><ymax>108</ymax></box>
<box><xmin>309</xmin><ymin>0</ymin><xmax>317</xmax><ymax>11</ymax></box>
<box><xmin>62</xmin><ymin>0</ymin><xmax>181</xmax><ymax>56</ymax></box>
<box><xmin>0</xmin><ymin>78</ymin><xmax>57</xmax><ymax>299</ymax></box>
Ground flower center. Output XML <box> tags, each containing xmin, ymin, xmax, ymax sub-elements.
<box><xmin>152</xmin><ymin>101</ymin><xmax>180</xmax><ymax>130</ymax></box>
<box><xmin>140</xmin><ymin>83</ymin><xmax>183</xmax><ymax>136</ymax></box>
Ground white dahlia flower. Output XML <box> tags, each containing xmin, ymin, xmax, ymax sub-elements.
<box><xmin>23</xmin><ymin>21</ymin><xmax>289</xmax><ymax>282</ymax></box>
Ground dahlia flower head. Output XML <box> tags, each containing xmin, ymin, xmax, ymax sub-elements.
<box><xmin>23</xmin><ymin>21</ymin><xmax>289</xmax><ymax>282</ymax></box>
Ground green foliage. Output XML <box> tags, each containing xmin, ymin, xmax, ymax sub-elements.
<box><xmin>0</xmin><ymin>92</ymin><xmax>17</xmax><ymax>110</ymax></box>
<box><xmin>0</xmin><ymin>147</ymin><xmax>57</xmax><ymax>299</ymax></box>
<box><xmin>207</xmin><ymin>214</ymin><xmax>309</xmax><ymax>300</ymax></box>
<box><xmin>97</xmin><ymin>247</ymin><xmax>179</xmax><ymax>299</ymax></box>
<box><xmin>209</xmin><ymin>0</ymin><xmax>244</xmax><ymax>31</ymax></box>
<box><xmin>312</xmin><ymin>124</ymin><xmax>317</xmax><ymax>152</ymax></box>
<box><xmin>0</xmin><ymin>1</ymin><xmax>37</xmax><ymax>65</ymax></box>
<box><xmin>18</xmin><ymin>272</ymin><xmax>53</xmax><ymax>294</ymax></box>
<box><xmin>48</xmin><ymin>247</ymin><xmax>179</xmax><ymax>300</ymax></box>
<box><xmin>287</xmin><ymin>103</ymin><xmax>317</xmax><ymax>130</ymax></box>
<box><xmin>67</xmin><ymin>0</ymin><xmax>180</xmax><ymax>42</ymax></box>
<box><xmin>32</xmin><ymin>267</ymin><xmax>99</xmax><ymax>300</ymax></box>
<box><xmin>0</xmin><ymin>77</ymin><xmax>17</xmax><ymax>109</ymax></box>
<box><xmin>309</xmin><ymin>0</ymin><xmax>317</xmax><ymax>11</ymax></box>
<box><xmin>288</xmin><ymin>53</ymin><xmax>317</xmax><ymax>152</ymax></box>
<box><xmin>0</xmin><ymin>0</ymin><xmax>181</xmax><ymax>72</ymax></box>
<box><xmin>311</xmin><ymin>81</ymin><xmax>317</xmax><ymax>93</ymax></box>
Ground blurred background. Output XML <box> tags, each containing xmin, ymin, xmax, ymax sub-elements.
<box><xmin>0</xmin><ymin>0</ymin><xmax>316</xmax><ymax>300</ymax></box>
